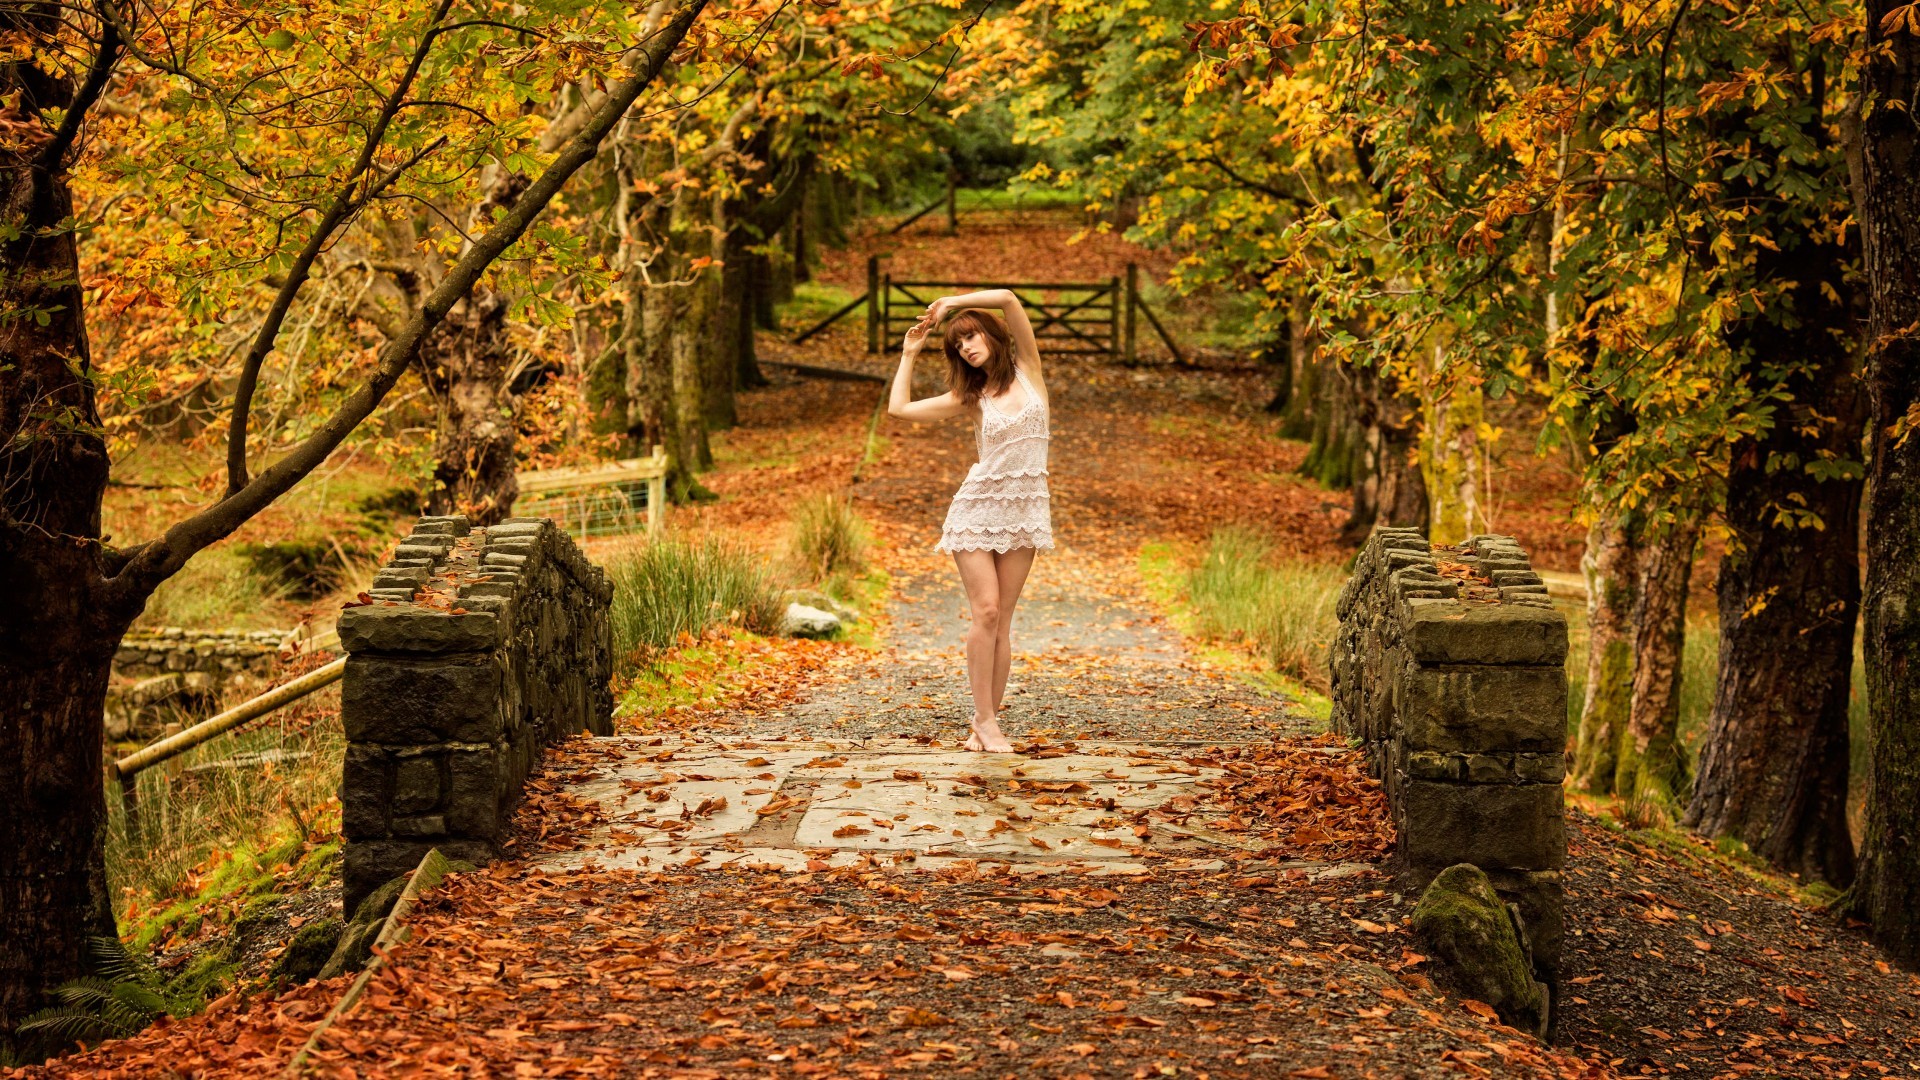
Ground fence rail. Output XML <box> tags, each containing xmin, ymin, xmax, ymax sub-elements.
<box><xmin>515</xmin><ymin>449</ymin><xmax>668</xmax><ymax>539</ymax></box>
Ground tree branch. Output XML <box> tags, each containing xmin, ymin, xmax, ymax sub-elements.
<box><xmin>113</xmin><ymin>0</ymin><xmax>712</xmax><ymax>600</ymax></box>
<box><xmin>225</xmin><ymin>0</ymin><xmax>458</xmax><ymax>497</ymax></box>
<box><xmin>37</xmin><ymin>0</ymin><xmax>122</xmax><ymax>176</ymax></box>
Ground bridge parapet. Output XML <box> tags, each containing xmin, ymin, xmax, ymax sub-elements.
<box><xmin>1329</xmin><ymin>527</ymin><xmax>1568</xmax><ymax>985</ymax></box>
<box><xmin>337</xmin><ymin>515</ymin><xmax>613</xmax><ymax>913</ymax></box>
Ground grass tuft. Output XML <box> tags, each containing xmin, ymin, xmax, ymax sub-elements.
<box><xmin>788</xmin><ymin>493</ymin><xmax>869</xmax><ymax>584</ymax></box>
<box><xmin>604</xmin><ymin>533</ymin><xmax>783</xmax><ymax>674</ymax></box>
<box><xmin>1184</xmin><ymin>526</ymin><xmax>1344</xmax><ymax>694</ymax></box>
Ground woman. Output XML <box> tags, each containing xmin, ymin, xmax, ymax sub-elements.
<box><xmin>888</xmin><ymin>289</ymin><xmax>1053</xmax><ymax>755</ymax></box>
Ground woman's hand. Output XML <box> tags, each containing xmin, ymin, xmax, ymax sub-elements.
<box><xmin>903</xmin><ymin>320</ymin><xmax>931</xmax><ymax>356</ymax></box>
<box><xmin>922</xmin><ymin>296</ymin><xmax>954</xmax><ymax>327</ymax></box>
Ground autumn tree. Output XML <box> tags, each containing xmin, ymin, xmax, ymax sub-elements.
<box><xmin>0</xmin><ymin>0</ymin><xmax>715</xmax><ymax>1049</ymax></box>
<box><xmin>1024</xmin><ymin>0</ymin><xmax>1870</xmax><ymax>885</ymax></box>
<box><xmin>1845</xmin><ymin>0</ymin><xmax>1920</xmax><ymax>960</ymax></box>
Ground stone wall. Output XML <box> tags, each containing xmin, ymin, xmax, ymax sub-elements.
<box><xmin>114</xmin><ymin>628</ymin><xmax>286</xmax><ymax>679</ymax></box>
<box><xmin>339</xmin><ymin>514</ymin><xmax>614</xmax><ymax>913</ymax></box>
<box><xmin>1329</xmin><ymin>527</ymin><xmax>1569</xmax><ymax>987</ymax></box>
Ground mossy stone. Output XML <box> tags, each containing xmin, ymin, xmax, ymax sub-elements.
<box><xmin>271</xmin><ymin>917</ymin><xmax>346</xmax><ymax>984</ymax></box>
<box><xmin>1411</xmin><ymin>863</ymin><xmax>1550</xmax><ymax>1039</ymax></box>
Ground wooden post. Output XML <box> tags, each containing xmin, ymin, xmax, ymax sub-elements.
<box><xmin>1124</xmin><ymin>263</ymin><xmax>1139</xmax><ymax>363</ymax></box>
<box><xmin>865</xmin><ymin>255</ymin><xmax>881</xmax><ymax>353</ymax></box>
<box><xmin>945</xmin><ymin>168</ymin><xmax>959</xmax><ymax>235</ymax></box>
<box><xmin>880</xmin><ymin>272</ymin><xmax>893</xmax><ymax>353</ymax></box>
<box><xmin>648</xmin><ymin>444</ymin><xmax>665</xmax><ymax>536</ymax></box>
<box><xmin>1108</xmin><ymin>275</ymin><xmax>1121</xmax><ymax>359</ymax></box>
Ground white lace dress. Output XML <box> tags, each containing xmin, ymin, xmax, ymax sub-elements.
<box><xmin>937</xmin><ymin>366</ymin><xmax>1054</xmax><ymax>553</ymax></box>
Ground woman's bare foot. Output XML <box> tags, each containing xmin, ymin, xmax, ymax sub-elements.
<box><xmin>968</xmin><ymin>714</ymin><xmax>1014</xmax><ymax>753</ymax></box>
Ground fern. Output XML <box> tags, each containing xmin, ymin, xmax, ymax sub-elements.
<box><xmin>15</xmin><ymin>938</ymin><xmax>183</xmax><ymax>1052</ymax></box>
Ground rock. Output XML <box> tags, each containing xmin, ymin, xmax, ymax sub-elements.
<box><xmin>318</xmin><ymin>873</ymin><xmax>408</xmax><ymax>980</ymax></box>
<box><xmin>338</xmin><ymin>606</ymin><xmax>499</xmax><ymax>655</ymax></box>
<box><xmin>1411</xmin><ymin>863</ymin><xmax>1549</xmax><ymax>1039</ymax></box>
<box><xmin>271</xmin><ymin>916</ymin><xmax>345</xmax><ymax>984</ymax></box>
<box><xmin>781</xmin><ymin>602</ymin><xmax>842</xmax><ymax>639</ymax></box>
<box><xmin>781</xmin><ymin>589</ymin><xmax>861</xmax><ymax>624</ymax></box>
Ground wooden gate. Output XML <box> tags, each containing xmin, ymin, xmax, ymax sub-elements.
<box><xmin>881</xmin><ymin>276</ymin><xmax>1121</xmax><ymax>357</ymax></box>
<box><xmin>790</xmin><ymin>257</ymin><xmax>1183</xmax><ymax>363</ymax></box>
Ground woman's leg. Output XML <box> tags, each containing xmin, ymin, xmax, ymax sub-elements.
<box><xmin>952</xmin><ymin>549</ymin><xmax>1013</xmax><ymax>752</ymax></box>
<box><xmin>990</xmin><ymin>547</ymin><xmax>1038</xmax><ymax>715</ymax></box>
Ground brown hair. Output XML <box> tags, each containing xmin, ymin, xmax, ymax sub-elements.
<box><xmin>943</xmin><ymin>309</ymin><xmax>1017</xmax><ymax>405</ymax></box>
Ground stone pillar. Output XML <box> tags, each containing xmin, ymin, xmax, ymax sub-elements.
<box><xmin>1330</xmin><ymin>528</ymin><xmax>1569</xmax><ymax>985</ymax></box>
<box><xmin>338</xmin><ymin>514</ymin><xmax>613</xmax><ymax>913</ymax></box>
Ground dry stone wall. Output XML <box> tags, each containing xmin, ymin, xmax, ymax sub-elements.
<box><xmin>339</xmin><ymin>514</ymin><xmax>613</xmax><ymax>913</ymax></box>
<box><xmin>1329</xmin><ymin>527</ymin><xmax>1569</xmax><ymax>988</ymax></box>
<box><xmin>114</xmin><ymin>628</ymin><xmax>286</xmax><ymax>679</ymax></box>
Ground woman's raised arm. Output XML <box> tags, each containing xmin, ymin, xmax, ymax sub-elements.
<box><xmin>925</xmin><ymin>289</ymin><xmax>1044</xmax><ymax>388</ymax></box>
<box><xmin>888</xmin><ymin>319</ymin><xmax>969</xmax><ymax>423</ymax></box>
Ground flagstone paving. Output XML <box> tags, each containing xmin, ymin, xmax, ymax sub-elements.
<box><xmin>545</xmin><ymin>550</ymin><xmax>1329</xmax><ymax>883</ymax></box>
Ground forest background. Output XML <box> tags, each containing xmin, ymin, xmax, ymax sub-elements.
<box><xmin>1</xmin><ymin>0</ymin><xmax>1918</xmax><ymax>1062</ymax></box>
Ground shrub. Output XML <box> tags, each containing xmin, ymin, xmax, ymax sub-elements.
<box><xmin>1186</xmin><ymin>526</ymin><xmax>1344</xmax><ymax>693</ymax></box>
<box><xmin>788</xmin><ymin>493</ymin><xmax>869</xmax><ymax>583</ymax></box>
<box><xmin>604</xmin><ymin>533</ymin><xmax>782</xmax><ymax>672</ymax></box>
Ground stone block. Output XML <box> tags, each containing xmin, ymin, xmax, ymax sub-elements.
<box><xmin>341</xmin><ymin>746</ymin><xmax>393</xmax><ymax>839</ymax></box>
<box><xmin>342</xmin><ymin>655</ymin><xmax>502</xmax><ymax>744</ymax></box>
<box><xmin>1399</xmin><ymin>778</ymin><xmax>1565</xmax><ymax>875</ymax></box>
<box><xmin>342</xmin><ymin>838</ymin><xmax>433</xmax><ymax>916</ymax></box>
<box><xmin>1486</xmin><ymin>868</ymin><xmax>1564</xmax><ymax>983</ymax></box>
<box><xmin>413</xmin><ymin>515</ymin><xmax>471</xmax><ymax>536</ymax></box>
<box><xmin>445</xmin><ymin>747</ymin><xmax>506</xmax><ymax>839</ymax></box>
<box><xmin>1405</xmin><ymin>750</ymin><xmax>1460</xmax><ymax>780</ymax></box>
<box><xmin>1463</xmin><ymin>753</ymin><xmax>1514</xmax><ymax>783</ymax></box>
<box><xmin>1396</xmin><ymin>662</ymin><xmax>1567</xmax><ymax>753</ymax></box>
<box><xmin>1400</xmin><ymin>598</ymin><xmax>1568</xmax><ymax>666</ymax></box>
<box><xmin>372</xmin><ymin>566</ymin><xmax>429</xmax><ymax>591</ymax></box>
<box><xmin>393</xmin><ymin>754</ymin><xmax>443</xmax><ymax>814</ymax></box>
<box><xmin>339</xmin><ymin>606</ymin><xmax>499</xmax><ymax>655</ymax></box>
<box><xmin>392</xmin><ymin>814</ymin><xmax>447</xmax><ymax>837</ymax></box>
<box><xmin>1516</xmin><ymin>753</ymin><xmax>1567</xmax><ymax>784</ymax></box>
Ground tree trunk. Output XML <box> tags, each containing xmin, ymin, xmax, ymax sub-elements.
<box><xmin>1418</xmin><ymin>342</ymin><xmax>1484</xmax><ymax>546</ymax></box>
<box><xmin>1846</xmin><ymin>0</ymin><xmax>1920</xmax><ymax>960</ymax></box>
<box><xmin>1280</xmin><ymin>297</ymin><xmax>1316</xmax><ymax>440</ymax></box>
<box><xmin>1259</xmin><ymin>334</ymin><xmax>1293</xmax><ymax>414</ymax></box>
<box><xmin>420</xmin><ymin>287</ymin><xmax>518</xmax><ymax>525</ymax></box>
<box><xmin>1573</xmin><ymin>507</ymin><xmax>1641</xmax><ymax>795</ymax></box>
<box><xmin>1300</xmin><ymin>358</ymin><xmax>1358</xmax><ymax>492</ymax></box>
<box><xmin>0</xmin><ymin>24</ymin><xmax>126</xmax><ymax>1043</ymax></box>
<box><xmin>751</xmin><ymin>248</ymin><xmax>779</xmax><ymax>332</ymax></box>
<box><xmin>626</xmin><ymin>275</ymin><xmax>705</xmax><ymax>502</ymax></box>
<box><xmin>675</xmin><ymin>279</ymin><xmax>715</xmax><ymax>469</ymax></box>
<box><xmin>1344</xmin><ymin>360</ymin><xmax>1429</xmax><ymax>540</ymax></box>
<box><xmin>1684</xmin><ymin>274</ymin><xmax>1863</xmax><ymax>888</ymax></box>
<box><xmin>1614</xmin><ymin>514</ymin><xmax>1700</xmax><ymax>812</ymax></box>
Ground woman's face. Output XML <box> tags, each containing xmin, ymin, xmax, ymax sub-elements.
<box><xmin>953</xmin><ymin>326</ymin><xmax>991</xmax><ymax>368</ymax></box>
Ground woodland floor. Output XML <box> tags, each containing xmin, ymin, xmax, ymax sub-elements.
<box><xmin>17</xmin><ymin>213</ymin><xmax>1920</xmax><ymax>1078</ymax></box>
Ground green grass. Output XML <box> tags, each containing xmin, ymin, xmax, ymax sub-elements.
<box><xmin>108</xmin><ymin>695</ymin><xmax>344</xmax><ymax>941</ymax></box>
<box><xmin>604</xmin><ymin>533</ymin><xmax>784</xmax><ymax>673</ymax></box>
<box><xmin>1137</xmin><ymin>538</ymin><xmax>1333</xmax><ymax>722</ymax></box>
<box><xmin>1181</xmin><ymin>526</ymin><xmax>1344</xmax><ymax>696</ymax></box>
<box><xmin>774</xmin><ymin>281</ymin><xmax>861</xmax><ymax>333</ymax></box>
<box><xmin>787</xmin><ymin>493</ymin><xmax>869</xmax><ymax>583</ymax></box>
<box><xmin>954</xmin><ymin>184</ymin><xmax>1091</xmax><ymax>212</ymax></box>
<box><xmin>138</xmin><ymin>548</ymin><xmax>292</xmax><ymax>632</ymax></box>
